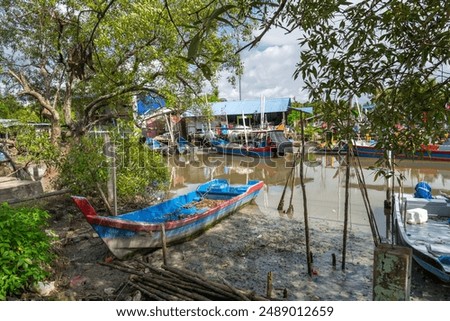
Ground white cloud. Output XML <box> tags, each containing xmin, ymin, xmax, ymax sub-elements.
<box><xmin>215</xmin><ymin>27</ymin><xmax>371</xmax><ymax>105</ymax></box>
<box><xmin>217</xmin><ymin>28</ymin><xmax>310</xmax><ymax>102</ymax></box>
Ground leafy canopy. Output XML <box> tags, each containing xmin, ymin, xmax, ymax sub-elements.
<box><xmin>290</xmin><ymin>0</ymin><xmax>450</xmax><ymax>154</ymax></box>
<box><xmin>0</xmin><ymin>0</ymin><xmax>252</xmax><ymax>141</ymax></box>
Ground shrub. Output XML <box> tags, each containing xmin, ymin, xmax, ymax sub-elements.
<box><xmin>57</xmin><ymin>135</ymin><xmax>109</xmax><ymax>197</ymax></box>
<box><xmin>57</xmin><ymin>125</ymin><xmax>169</xmax><ymax>203</ymax></box>
<box><xmin>15</xmin><ymin>125</ymin><xmax>60</xmax><ymax>166</ymax></box>
<box><xmin>0</xmin><ymin>203</ymin><xmax>55</xmax><ymax>300</ymax></box>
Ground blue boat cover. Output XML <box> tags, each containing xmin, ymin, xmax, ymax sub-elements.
<box><xmin>414</xmin><ymin>181</ymin><xmax>432</xmax><ymax>199</ymax></box>
<box><xmin>136</xmin><ymin>95</ymin><xmax>166</xmax><ymax>115</ymax></box>
<box><xmin>438</xmin><ymin>255</ymin><xmax>450</xmax><ymax>265</ymax></box>
<box><xmin>145</xmin><ymin>137</ymin><xmax>162</xmax><ymax>149</ymax></box>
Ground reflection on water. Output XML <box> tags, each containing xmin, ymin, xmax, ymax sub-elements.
<box><xmin>164</xmin><ymin>152</ymin><xmax>450</xmax><ymax>238</ymax></box>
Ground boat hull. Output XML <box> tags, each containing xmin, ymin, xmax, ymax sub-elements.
<box><xmin>72</xmin><ymin>180</ymin><xmax>264</xmax><ymax>259</ymax></box>
<box><xmin>214</xmin><ymin>130</ymin><xmax>293</xmax><ymax>157</ymax></box>
<box><xmin>355</xmin><ymin>145</ymin><xmax>450</xmax><ymax>162</ymax></box>
<box><xmin>394</xmin><ymin>193</ymin><xmax>450</xmax><ymax>283</ymax></box>
<box><xmin>215</xmin><ymin>144</ymin><xmax>274</xmax><ymax>157</ymax></box>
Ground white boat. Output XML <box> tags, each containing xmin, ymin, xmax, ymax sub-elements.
<box><xmin>394</xmin><ymin>188</ymin><xmax>450</xmax><ymax>283</ymax></box>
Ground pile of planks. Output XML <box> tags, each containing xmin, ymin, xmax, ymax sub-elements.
<box><xmin>104</xmin><ymin>260</ymin><xmax>268</xmax><ymax>301</ymax></box>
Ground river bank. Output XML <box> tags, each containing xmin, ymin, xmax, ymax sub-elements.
<box><xmin>17</xmin><ymin>194</ymin><xmax>449</xmax><ymax>301</ymax></box>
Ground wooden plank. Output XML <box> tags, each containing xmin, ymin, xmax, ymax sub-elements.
<box><xmin>6</xmin><ymin>189</ymin><xmax>70</xmax><ymax>204</ymax></box>
<box><xmin>0</xmin><ymin>180</ymin><xmax>45</xmax><ymax>203</ymax></box>
<box><xmin>373</xmin><ymin>244</ymin><xmax>412</xmax><ymax>301</ymax></box>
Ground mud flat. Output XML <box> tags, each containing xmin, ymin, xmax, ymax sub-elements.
<box><xmin>31</xmin><ymin>198</ymin><xmax>449</xmax><ymax>301</ymax></box>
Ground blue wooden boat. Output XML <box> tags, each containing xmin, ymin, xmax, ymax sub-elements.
<box><xmin>72</xmin><ymin>179</ymin><xmax>264</xmax><ymax>259</ymax></box>
<box><xmin>394</xmin><ymin>186</ymin><xmax>450</xmax><ymax>283</ymax></box>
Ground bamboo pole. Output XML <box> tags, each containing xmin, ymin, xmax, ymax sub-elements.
<box><xmin>162</xmin><ymin>265</ymin><xmax>244</xmax><ymax>300</ymax></box>
<box><xmin>136</xmin><ymin>277</ymin><xmax>195</xmax><ymax>301</ymax></box>
<box><xmin>221</xmin><ymin>278</ymin><xmax>250</xmax><ymax>301</ymax></box>
<box><xmin>128</xmin><ymin>281</ymin><xmax>166</xmax><ymax>300</ymax></box>
<box><xmin>102</xmin><ymin>260</ymin><xmax>267</xmax><ymax>301</ymax></box>
<box><xmin>162</xmin><ymin>265</ymin><xmax>267</xmax><ymax>300</ymax></box>
<box><xmin>96</xmin><ymin>182</ymin><xmax>114</xmax><ymax>215</ymax></box>
<box><xmin>129</xmin><ymin>278</ymin><xmax>183</xmax><ymax>300</ymax></box>
<box><xmin>104</xmin><ymin>133</ymin><xmax>117</xmax><ymax>216</ymax></box>
<box><xmin>138</xmin><ymin>263</ymin><xmax>231</xmax><ymax>300</ymax></box>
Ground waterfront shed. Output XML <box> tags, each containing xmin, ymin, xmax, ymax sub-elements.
<box><xmin>211</xmin><ymin>97</ymin><xmax>291</xmax><ymax>127</ymax></box>
<box><xmin>182</xmin><ymin>97</ymin><xmax>292</xmax><ymax>137</ymax></box>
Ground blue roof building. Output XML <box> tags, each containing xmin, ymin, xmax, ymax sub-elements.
<box><xmin>181</xmin><ymin>97</ymin><xmax>294</xmax><ymax>138</ymax></box>
<box><xmin>210</xmin><ymin>97</ymin><xmax>291</xmax><ymax>116</ymax></box>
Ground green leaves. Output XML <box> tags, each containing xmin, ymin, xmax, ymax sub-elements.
<box><xmin>57</xmin><ymin>121</ymin><xmax>169</xmax><ymax>203</ymax></box>
<box><xmin>291</xmin><ymin>0</ymin><xmax>450</xmax><ymax>162</ymax></box>
<box><xmin>1</xmin><ymin>0</ymin><xmax>247</xmax><ymax>141</ymax></box>
<box><xmin>187</xmin><ymin>33</ymin><xmax>202</xmax><ymax>60</ymax></box>
<box><xmin>0</xmin><ymin>203</ymin><xmax>54</xmax><ymax>300</ymax></box>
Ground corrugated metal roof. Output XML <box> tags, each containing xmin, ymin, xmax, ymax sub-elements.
<box><xmin>0</xmin><ymin>119</ymin><xmax>20</xmax><ymax>127</ymax></box>
<box><xmin>211</xmin><ymin>97</ymin><xmax>291</xmax><ymax>116</ymax></box>
<box><xmin>289</xmin><ymin>107</ymin><xmax>314</xmax><ymax>114</ymax></box>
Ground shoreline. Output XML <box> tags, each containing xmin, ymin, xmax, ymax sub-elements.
<box><xmin>18</xmin><ymin>195</ymin><xmax>449</xmax><ymax>301</ymax></box>
<box><xmin>143</xmin><ymin>204</ymin><xmax>375</xmax><ymax>301</ymax></box>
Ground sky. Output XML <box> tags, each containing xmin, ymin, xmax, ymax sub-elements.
<box><xmin>216</xmin><ymin>28</ymin><xmax>309</xmax><ymax>103</ymax></box>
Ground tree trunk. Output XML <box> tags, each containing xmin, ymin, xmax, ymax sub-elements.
<box><xmin>50</xmin><ymin>119</ymin><xmax>62</xmax><ymax>146</ymax></box>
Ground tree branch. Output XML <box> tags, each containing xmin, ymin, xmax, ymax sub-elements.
<box><xmin>237</xmin><ymin>0</ymin><xmax>288</xmax><ymax>54</ymax></box>
<box><xmin>8</xmin><ymin>70</ymin><xmax>57</xmax><ymax>118</ymax></box>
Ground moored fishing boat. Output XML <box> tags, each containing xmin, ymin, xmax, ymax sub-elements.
<box><xmin>72</xmin><ymin>179</ymin><xmax>264</xmax><ymax>259</ymax></box>
<box><xmin>354</xmin><ymin>138</ymin><xmax>450</xmax><ymax>162</ymax></box>
<box><xmin>214</xmin><ymin>129</ymin><xmax>292</xmax><ymax>157</ymax></box>
<box><xmin>394</xmin><ymin>183</ymin><xmax>450</xmax><ymax>282</ymax></box>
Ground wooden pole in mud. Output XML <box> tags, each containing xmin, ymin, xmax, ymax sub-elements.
<box><xmin>342</xmin><ymin>142</ymin><xmax>350</xmax><ymax>270</ymax></box>
<box><xmin>277</xmin><ymin>157</ymin><xmax>295</xmax><ymax>211</ymax></box>
<box><xmin>341</xmin><ymin>106</ymin><xmax>351</xmax><ymax>270</ymax></box>
<box><xmin>266</xmin><ymin>271</ymin><xmax>273</xmax><ymax>299</ymax></box>
<box><xmin>160</xmin><ymin>224</ymin><xmax>168</xmax><ymax>265</ymax></box>
<box><xmin>278</xmin><ymin>129</ymin><xmax>303</xmax><ymax>211</ymax></box>
<box><xmin>384</xmin><ymin>150</ymin><xmax>394</xmax><ymax>242</ymax></box>
<box><xmin>104</xmin><ymin>133</ymin><xmax>117</xmax><ymax>216</ymax></box>
<box><xmin>286</xmin><ymin>161</ymin><xmax>295</xmax><ymax>214</ymax></box>
<box><xmin>299</xmin><ymin>111</ymin><xmax>312</xmax><ymax>276</ymax></box>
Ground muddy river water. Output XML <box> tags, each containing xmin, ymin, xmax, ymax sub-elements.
<box><xmin>166</xmin><ymin>151</ymin><xmax>449</xmax><ymax>234</ymax></box>
<box><xmin>156</xmin><ymin>151</ymin><xmax>450</xmax><ymax>300</ymax></box>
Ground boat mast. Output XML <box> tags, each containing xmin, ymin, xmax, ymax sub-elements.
<box><xmin>242</xmin><ymin>110</ymin><xmax>249</xmax><ymax>148</ymax></box>
<box><xmin>260</xmin><ymin>95</ymin><xmax>265</xmax><ymax>129</ymax></box>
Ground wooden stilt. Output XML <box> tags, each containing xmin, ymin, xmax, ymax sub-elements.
<box><xmin>266</xmin><ymin>271</ymin><xmax>273</xmax><ymax>299</ymax></box>
<box><xmin>286</xmin><ymin>162</ymin><xmax>295</xmax><ymax>214</ymax></box>
<box><xmin>299</xmin><ymin>112</ymin><xmax>312</xmax><ymax>276</ymax></box>
<box><xmin>278</xmin><ymin>163</ymin><xmax>294</xmax><ymax>210</ymax></box>
<box><xmin>160</xmin><ymin>224</ymin><xmax>168</xmax><ymax>265</ymax></box>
